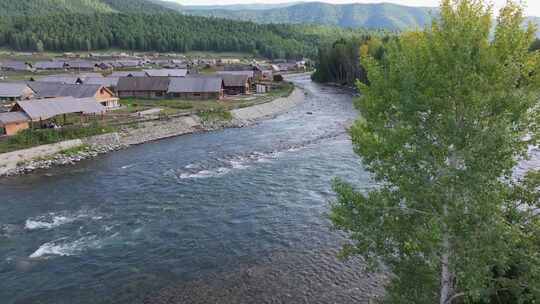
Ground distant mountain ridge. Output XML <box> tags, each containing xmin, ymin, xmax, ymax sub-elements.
<box><xmin>166</xmin><ymin>1</ymin><xmax>540</xmax><ymax>35</ymax></box>
<box><xmin>2</xmin><ymin>0</ymin><xmax>539</xmax><ymax>37</ymax></box>
<box><xmin>182</xmin><ymin>3</ymin><xmax>300</xmax><ymax>11</ymax></box>
<box><xmin>180</xmin><ymin>2</ymin><xmax>435</xmax><ymax>30</ymax></box>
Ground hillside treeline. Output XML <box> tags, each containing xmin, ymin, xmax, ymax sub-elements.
<box><xmin>312</xmin><ymin>35</ymin><xmax>389</xmax><ymax>85</ymax></box>
<box><xmin>315</xmin><ymin>35</ymin><xmax>540</xmax><ymax>86</ymax></box>
<box><xmin>0</xmin><ymin>12</ymin><xmax>377</xmax><ymax>59</ymax></box>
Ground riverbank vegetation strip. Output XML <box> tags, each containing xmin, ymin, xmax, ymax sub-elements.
<box><xmin>330</xmin><ymin>0</ymin><xmax>540</xmax><ymax>303</ymax></box>
<box><xmin>0</xmin><ymin>122</ymin><xmax>113</xmax><ymax>154</ymax></box>
<box><xmin>0</xmin><ymin>82</ymin><xmax>295</xmax><ymax>155</ymax></box>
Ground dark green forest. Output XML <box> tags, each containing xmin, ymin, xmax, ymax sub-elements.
<box><xmin>0</xmin><ymin>0</ymin><xmax>170</xmax><ymax>15</ymax></box>
<box><xmin>0</xmin><ymin>13</ymin><xmax>312</xmax><ymax>58</ymax></box>
<box><xmin>0</xmin><ymin>0</ymin><xmax>381</xmax><ymax>59</ymax></box>
<box><xmin>0</xmin><ymin>14</ymin><xmax>376</xmax><ymax>59</ymax></box>
<box><xmin>313</xmin><ymin>34</ymin><xmax>540</xmax><ymax>86</ymax></box>
<box><xmin>311</xmin><ymin>35</ymin><xmax>389</xmax><ymax>85</ymax></box>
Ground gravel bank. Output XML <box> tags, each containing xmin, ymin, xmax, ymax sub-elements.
<box><xmin>231</xmin><ymin>88</ymin><xmax>305</xmax><ymax>124</ymax></box>
<box><xmin>4</xmin><ymin>143</ymin><xmax>124</xmax><ymax>176</ymax></box>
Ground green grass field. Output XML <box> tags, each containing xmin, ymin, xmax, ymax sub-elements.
<box><xmin>118</xmin><ymin>81</ymin><xmax>294</xmax><ymax>116</ymax></box>
<box><xmin>0</xmin><ymin>122</ymin><xmax>113</xmax><ymax>154</ymax></box>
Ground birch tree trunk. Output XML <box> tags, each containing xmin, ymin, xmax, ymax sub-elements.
<box><xmin>440</xmin><ymin>203</ymin><xmax>453</xmax><ymax>304</ymax></box>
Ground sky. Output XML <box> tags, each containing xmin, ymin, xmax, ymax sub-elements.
<box><xmin>171</xmin><ymin>0</ymin><xmax>540</xmax><ymax>16</ymax></box>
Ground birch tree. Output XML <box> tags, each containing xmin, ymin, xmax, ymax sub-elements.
<box><xmin>331</xmin><ymin>0</ymin><xmax>540</xmax><ymax>303</ymax></box>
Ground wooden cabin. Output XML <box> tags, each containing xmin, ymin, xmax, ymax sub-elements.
<box><xmin>1</xmin><ymin>97</ymin><xmax>106</xmax><ymax>136</ymax></box>
<box><xmin>221</xmin><ymin>74</ymin><xmax>251</xmax><ymax>95</ymax></box>
<box><xmin>167</xmin><ymin>77</ymin><xmax>224</xmax><ymax>100</ymax></box>
<box><xmin>27</xmin><ymin>82</ymin><xmax>119</xmax><ymax>109</ymax></box>
<box><xmin>0</xmin><ymin>83</ymin><xmax>35</xmax><ymax>102</ymax></box>
<box><xmin>0</xmin><ymin>112</ymin><xmax>30</xmax><ymax>136</ymax></box>
<box><xmin>117</xmin><ymin>77</ymin><xmax>170</xmax><ymax>99</ymax></box>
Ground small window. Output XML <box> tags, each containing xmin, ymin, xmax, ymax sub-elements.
<box><xmin>156</xmin><ymin>92</ymin><xmax>163</xmax><ymax>97</ymax></box>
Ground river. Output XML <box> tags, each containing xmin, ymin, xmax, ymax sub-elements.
<box><xmin>0</xmin><ymin>75</ymin><xmax>386</xmax><ymax>304</ymax></box>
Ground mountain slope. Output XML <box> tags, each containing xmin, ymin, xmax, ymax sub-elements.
<box><xmin>182</xmin><ymin>3</ymin><xmax>300</xmax><ymax>11</ymax></box>
<box><xmin>0</xmin><ymin>0</ymin><xmax>170</xmax><ymax>16</ymax></box>
<box><xmin>102</xmin><ymin>0</ymin><xmax>171</xmax><ymax>13</ymax></box>
<box><xmin>0</xmin><ymin>0</ymin><xmax>383</xmax><ymax>59</ymax></box>
<box><xmin>0</xmin><ymin>0</ymin><xmax>115</xmax><ymax>15</ymax></box>
<box><xmin>182</xmin><ymin>2</ymin><xmax>435</xmax><ymax>30</ymax></box>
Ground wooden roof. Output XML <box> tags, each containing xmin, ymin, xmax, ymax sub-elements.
<box><xmin>15</xmin><ymin>97</ymin><xmax>106</xmax><ymax>121</ymax></box>
<box><xmin>117</xmin><ymin>77</ymin><xmax>170</xmax><ymax>92</ymax></box>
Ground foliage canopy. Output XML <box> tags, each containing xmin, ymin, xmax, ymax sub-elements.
<box><xmin>331</xmin><ymin>0</ymin><xmax>540</xmax><ymax>303</ymax></box>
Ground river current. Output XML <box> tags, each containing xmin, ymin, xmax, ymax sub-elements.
<box><xmin>0</xmin><ymin>75</ymin><xmax>388</xmax><ymax>303</ymax></box>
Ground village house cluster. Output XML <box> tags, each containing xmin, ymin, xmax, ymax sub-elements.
<box><xmin>0</xmin><ymin>53</ymin><xmax>307</xmax><ymax>137</ymax></box>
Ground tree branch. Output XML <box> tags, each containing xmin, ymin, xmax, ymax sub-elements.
<box><xmin>445</xmin><ymin>292</ymin><xmax>465</xmax><ymax>304</ymax></box>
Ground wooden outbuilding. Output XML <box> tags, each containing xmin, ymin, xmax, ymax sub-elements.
<box><xmin>0</xmin><ymin>83</ymin><xmax>36</xmax><ymax>112</ymax></box>
<box><xmin>110</xmin><ymin>71</ymin><xmax>147</xmax><ymax>78</ymax></box>
<box><xmin>34</xmin><ymin>61</ymin><xmax>66</xmax><ymax>71</ymax></box>
<box><xmin>84</xmin><ymin>77</ymin><xmax>120</xmax><ymax>92</ymax></box>
<box><xmin>0</xmin><ymin>112</ymin><xmax>30</xmax><ymax>136</ymax></box>
<box><xmin>167</xmin><ymin>77</ymin><xmax>224</xmax><ymax>100</ymax></box>
<box><xmin>11</xmin><ymin>97</ymin><xmax>106</xmax><ymax>124</ymax></box>
<box><xmin>1</xmin><ymin>97</ymin><xmax>106</xmax><ymax>135</ymax></box>
<box><xmin>221</xmin><ymin>74</ymin><xmax>251</xmax><ymax>95</ymax></box>
<box><xmin>0</xmin><ymin>61</ymin><xmax>32</xmax><ymax>72</ymax></box>
<box><xmin>27</xmin><ymin>82</ymin><xmax>119</xmax><ymax>109</ymax></box>
<box><xmin>216</xmin><ymin>71</ymin><xmax>255</xmax><ymax>83</ymax></box>
<box><xmin>0</xmin><ymin>83</ymin><xmax>35</xmax><ymax>102</ymax></box>
<box><xmin>117</xmin><ymin>77</ymin><xmax>170</xmax><ymax>99</ymax></box>
<box><xmin>65</xmin><ymin>60</ymin><xmax>96</xmax><ymax>71</ymax></box>
<box><xmin>144</xmin><ymin>69</ymin><xmax>188</xmax><ymax>77</ymax></box>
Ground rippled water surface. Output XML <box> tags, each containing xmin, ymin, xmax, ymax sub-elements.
<box><xmin>0</xmin><ymin>76</ymin><xmax>386</xmax><ymax>303</ymax></box>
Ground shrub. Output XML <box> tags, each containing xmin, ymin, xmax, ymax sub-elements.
<box><xmin>273</xmin><ymin>74</ymin><xmax>284</xmax><ymax>82</ymax></box>
<box><xmin>0</xmin><ymin>122</ymin><xmax>114</xmax><ymax>153</ymax></box>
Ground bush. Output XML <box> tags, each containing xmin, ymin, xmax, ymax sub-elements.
<box><xmin>0</xmin><ymin>122</ymin><xmax>114</xmax><ymax>153</ymax></box>
<box><xmin>157</xmin><ymin>100</ymin><xmax>193</xmax><ymax>110</ymax></box>
<box><xmin>197</xmin><ymin>109</ymin><xmax>232</xmax><ymax>122</ymax></box>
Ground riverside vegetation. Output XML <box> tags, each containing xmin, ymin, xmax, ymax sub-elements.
<box><xmin>0</xmin><ymin>122</ymin><xmax>114</xmax><ymax>154</ymax></box>
<box><xmin>330</xmin><ymin>0</ymin><xmax>540</xmax><ymax>303</ymax></box>
<box><xmin>313</xmin><ymin>26</ymin><xmax>540</xmax><ymax>87</ymax></box>
<box><xmin>0</xmin><ymin>82</ymin><xmax>294</xmax><ymax>155</ymax></box>
<box><xmin>0</xmin><ymin>82</ymin><xmax>302</xmax><ymax>176</ymax></box>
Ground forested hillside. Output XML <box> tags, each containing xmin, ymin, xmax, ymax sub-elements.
<box><xmin>103</xmin><ymin>0</ymin><xmax>171</xmax><ymax>13</ymax></box>
<box><xmin>182</xmin><ymin>3</ymin><xmax>298</xmax><ymax>11</ymax></box>
<box><xmin>312</xmin><ymin>35</ymin><xmax>390</xmax><ymax>85</ymax></box>
<box><xmin>0</xmin><ymin>0</ymin><xmax>170</xmax><ymax>16</ymax></box>
<box><xmin>183</xmin><ymin>2</ymin><xmax>434</xmax><ymax>30</ymax></box>
<box><xmin>0</xmin><ymin>6</ymin><xmax>375</xmax><ymax>59</ymax></box>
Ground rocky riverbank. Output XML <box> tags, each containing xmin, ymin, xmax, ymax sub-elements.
<box><xmin>0</xmin><ymin>87</ymin><xmax>305</xmax><ymax>177</ymax></box>
<box><xmin>5</xmin><ymin>143</ymin><xmax>124</xmax><ymax>176</ymax></box>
